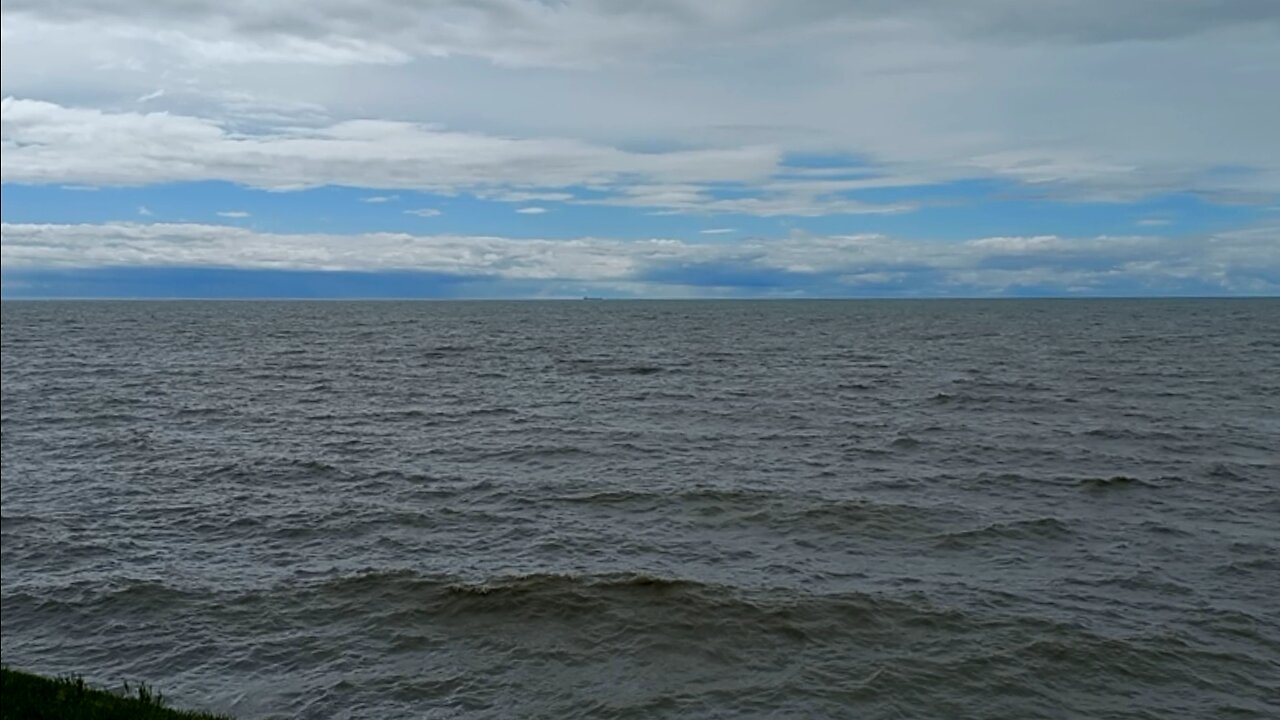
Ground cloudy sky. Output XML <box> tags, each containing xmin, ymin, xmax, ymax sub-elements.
<box><xmin>2</xmin><ymin>1</ymin><xmax>1278</xmax><ymax>297</ymax></box>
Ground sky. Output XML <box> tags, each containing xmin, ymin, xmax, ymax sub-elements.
<box><xmin>2</xmin><ymin>1</ymin><xmax>1278</xmax><ymax>298</ymax></box>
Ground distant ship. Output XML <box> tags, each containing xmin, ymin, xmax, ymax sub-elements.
<box><xmin>582</xmin><ymin>296</ymin><xmax>605</xmax><ymax>300</ymax></box>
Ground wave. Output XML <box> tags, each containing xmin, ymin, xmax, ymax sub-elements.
<box><xmin>1080</xmin><ymin>427</ymin><xmax>1181</xmax><ymax>441</ymax></box>
<box><xmin>414</xmin><ymin>572</ymin><xmax>968</xmax><ymax>637</ymax></box>
<box><xmin>1206</xmin><ymin>463</ymin><xmax>1252</xmax><ymax>482</ymax></box>
<box><xmin>554</xmin><ymin>489</ymin><xmax>957</xmax><ymax>537</ymax></box>
<box><xmin>927</xmin><ymin>392</ymin><xmax>1009</xmax><ymax>407</ymax></box>
<box><xmin>558</xmin><ymin>358</ymin><xmax>674</xmax><ymax>376</ymax></box>
<box><xmin>1215</xmin><ymin>556</ymin><xmax>1280</xmax><ymax>577</ymax></box>
<box><xmin>7</xmin><ymin>568</ymin><xmax>1276</xmax><ymax>719</ymax></box>
<box><xmin>443</xmin><ymin>572</ymin><xmax>701</xmax><ymax>601</ymax></box>
<box><xmin>4</xmin><ymin>579</ymin><xmax>200</xmax><ymax>618</ymax></box>
<box><xmin>786</xmin><ymin>499</ymin><xmax>959</xmax><ymax>535</ymax></box>
<box><xmin>11</xmin><ymin>570</ymin><xmax>949</xmax><ymax>633</ymax></box>
<box><xmin>485</xmin><ymin>445</ymin><xmax>600</xmax><ymax>462</ymax></box>
<box><xmin>309</xmin><ymin>570</ymin><xmax>718</xmax><ymax>623</ymax></box>
<box><xmin>932</xmin><ymin>517</ymin><xmax>1074</xmax><ymax>548</ymax></box>
<box><xmin>417</xmin><ymin>344</ymin><xmax>476</xmax><ymax>359</ymax></box>
<box><xmin>557</xmin><ymin>487</ymin><xmax>775</xmax><ymax>506</ymax></box>
<box><xmin>0</xmin><ymin>514</ymin><xmax>43</xmax><ymax>529</ymax></box>
<box><xmin>1077</xmin><ymin>475</ymin><xmax>1154</xmax><ymax>491</ymax></box>
<box><xmin>201</xmin><ymin>457</ymin><xmax>352</xmax><ymax>484</ymax></box>
<box><xmin>1066</xmin><ymin>570</ymin><xmax>1196</xmax><ymax>597</ymax></box>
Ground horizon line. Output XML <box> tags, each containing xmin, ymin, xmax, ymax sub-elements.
<box><xmin>3</xmin><ymin>295</ymin><xmax>1276</xmax><ymax>302</ymax></box>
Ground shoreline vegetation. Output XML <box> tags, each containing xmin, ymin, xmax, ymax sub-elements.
<box><xmin>1</xmin><ymin>668</ymin><xmax>232</xmax><ymax>720</ymax></box>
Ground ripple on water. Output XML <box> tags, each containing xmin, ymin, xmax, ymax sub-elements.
<box><xmin>3</xmin><ymin>299</ymin><xmax>1278</xmax><ymax>719</ymax></box>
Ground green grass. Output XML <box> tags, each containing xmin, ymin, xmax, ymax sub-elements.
<box><xmin>1</xmin><ymin>668</ymin><xmax>232</xmax><ymax>720</ymax></box>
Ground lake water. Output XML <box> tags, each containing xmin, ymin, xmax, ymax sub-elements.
<box><xmin>2</xmin><ymin>299</ymin><xmax>1277</xmax><ymax>718</ymax></box>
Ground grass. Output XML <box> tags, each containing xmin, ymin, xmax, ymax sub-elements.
<box><xmin>1</xmin><ymin>668</ymin><xmax>232</xmax><ymax>720</ymax></box>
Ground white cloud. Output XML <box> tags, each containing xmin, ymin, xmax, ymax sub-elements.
<box><xmin>404</xmin><ymin>208</ymin><xmax>441</xmax><ymax>217</ymax></box>
<box><xmin>1137</xmin><ymin>218</ymin><xmax>1171</xmax><ymax>227</ymax></box>
<box><xmin>2</xmin><ymin>98</ymin><xmax>828</xmax><ymax>214</ymax></box>
<box><xmin>361</xmin><ymin>195</ymin><xmax>399</xmax><ymax>203</ymax></box>
<box><xmin>3</xmin><ymin>221</ymin><xmax>1275</xmax><ymax>296</ymax></box>
<box><xmin>136</xmin><ymin>205</ymin><xmax>152</xmax><ymax>216</ymax></box>
<box><xmin>0</xmin><ymin>98</ymin><xmax>779</xmax><ymax>191</ymax></box>
<box><xmin>136</xmin><ymin>88</ymin><xmax>164</xmax><ymax>103</ymax></box>
<box><xmin>481</xmin><ymin>190</ymin><xmax>576</xmax><ymax>203</ymax></box>
<box><xmin>700</xmin><ymin>228</ymin><xmax>735</xmax><ymax>235</ymax></box>
<box><xmin>591</xmin><ymin>184</ymin><xmax>912</xmax><ymax>217</ymax></box>
<box><xmin>515</xmin><ymin>207</ymin><xmax>548</xmax><ymax>214</ymax></box>
<box><xmin>216</xmin><ymin>210</ymin><xmax>249</xmax><ymax>218</ymax></box>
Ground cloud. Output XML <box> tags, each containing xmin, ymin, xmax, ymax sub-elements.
<box><xmin>3</xmin><ymin>2</ymin><xmax>1276</xmax><ymax>209</ymax></box>
<box><xmin>136</xmin><ymin>88</ymin><xmax>164</xmax><ymax>103</ymax></box>
<box><xmin>3</xmin><ymin>221</ymin><xmax>1276</xmax><ymax>296</ymax></box>
<box><xmin>4</xmin><ymin>1</ymin><xmax>1275</xmax><ymax>71</ymax></box>
<box><xmin>136</xmin><ymin>205</ymin><xmax>152</xmax><ymax>216</ymax></box>
<box><xmin>0</xmin><ymin>0</ymin><xmax>1275</xmax><ymax>234</ymax></box>
<box><xmin>1137</xmin><ymin>218</ymin><xmax>1171</xmax><ymax>227</ymax></box>
<box><xmin>700</xmin><ymin>228</ymin><xmax>735</xmax><ymax>235</ymax></box>
<box><xmin>515</xmin><ymin>207</ymin><xmax>548</xmax><ymax>214</ymax></box>
<box><xmin>4</xmin><ymin>98</ymin><xmax>857</xmax><ymax>215</ymax></box>
<box><xmin>0</xmin><ymin>98</ymin><xmax>778</xmax><ymax>192</ymax></box>
<box><xmin>481</xmin><ymin>190</ymin><xmax>576</xmax><ymax>203</ymax></box>
<box><xmin>404</xmin><ymin>208</ymin><xmax>441</xmax><ymax>217</ymax></box>
<box><xmin>588</xmin><ymin>183</ymin><xmax>913</xmax><ymax>216</ymax></box>
<box><xmin>216</xmin><ymin>210</ymin><xmax>250</xmax><ymax>218</ymax></box>
<box><xmin>0</xmin><ymin>98</ymin><xmax>930</xmax><ymax>217</ymax></box>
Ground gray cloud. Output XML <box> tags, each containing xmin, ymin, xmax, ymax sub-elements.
<box><xmin>1</xmin><ymin>0</ymin><xmax>1277</xmax><ymax>211</ymax></box>
<box><xmin>5</xmin><ymin>1</ymin><xmax>1275</xmax><ymax>68</ymax></box>
<box><xmin>925</xmin><ymin>0</ymin><xmax>1280</xmax><ymax>44</ymax></box>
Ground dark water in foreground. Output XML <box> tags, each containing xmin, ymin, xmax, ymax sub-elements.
<box><xmin>2</xmin><ymin>299</ymin><xmax>1277</xmax><ymax>719</ymax></box>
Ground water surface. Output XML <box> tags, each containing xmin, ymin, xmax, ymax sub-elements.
<box><xmin>2</xmin><ymin>299</ymin><xmax>1277</xmax><ymax>718</ymax></box>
